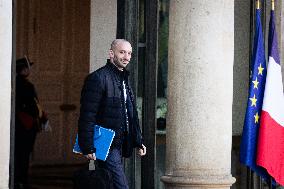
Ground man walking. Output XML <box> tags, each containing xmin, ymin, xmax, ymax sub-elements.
<box><xmin>78</xmin><ymin>39</ymin><xmax>146</xmax><ymax>189</ymax></box>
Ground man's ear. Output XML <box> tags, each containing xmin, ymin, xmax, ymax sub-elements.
<box><xmin>109</xmin><ymin>50</ymin><xmax>114</xmax><ymax>58</ymax></box>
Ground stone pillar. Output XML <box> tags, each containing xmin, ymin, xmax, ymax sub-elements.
<box><xmin>0</xmin><ymin>0</ymin><xmax>12</xmax><ymax>188</ymax></box>
<box><xmin>161</xmin><ymin>1</ymin><xmax>235</xmax><ymax>188</ymax></box>
<box><xmin>90</xmin><ymin>0</ymin><xmax>117</xmax><ymax>72</ymax></box>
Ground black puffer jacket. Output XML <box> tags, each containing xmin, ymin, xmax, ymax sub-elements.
<box><xmin>78</xmin><ymin>60</ymin><xmax>143</xmax><ymax>155</ymax></box>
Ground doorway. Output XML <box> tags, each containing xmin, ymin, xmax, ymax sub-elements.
<box><xmin>14</xmin><ymin>0</ymin><xmax>90</xmax><ymax>187</ymax></box>
<box><xmin>16</xmin><ymin>0</ymin><xmax>90</xmax><ymax>166</ymax></box>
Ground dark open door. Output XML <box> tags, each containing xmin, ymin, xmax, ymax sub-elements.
<box><xmin>117</xmin><ymin>0</ymin><xmax>159</xmax><ymax>188</ymax></box>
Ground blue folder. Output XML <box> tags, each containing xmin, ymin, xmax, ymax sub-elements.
<box><xmin>73</xmin><ymin>125</ymin><xmax>115</xmax><ymax>161</ymax></box>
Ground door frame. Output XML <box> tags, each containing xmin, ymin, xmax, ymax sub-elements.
<box><xmin>117</xmin><ymin>0</ymin><xmax>158</xmax><ymax>188</ymax></box>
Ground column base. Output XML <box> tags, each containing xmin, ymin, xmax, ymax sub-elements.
<box><xmin>161</xmin><ymin>174</ymin><xmax>236</xmax><ymax>189</ymax></box>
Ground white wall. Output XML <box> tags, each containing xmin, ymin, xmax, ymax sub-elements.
<box><xmin>90</xmin><ymin>0</ymin><xmax>117</xmax><ymax>72</ymax></box>
<box><xmin>0</xmin><ymin>0</ymin><xmax>12</xmax><ymax>188</ymax></box>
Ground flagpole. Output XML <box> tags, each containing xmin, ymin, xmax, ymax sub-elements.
<box><xmin>253</xmin><ymin>2</ymin><xmax>260</xmax><ymax>188</ymax></box>
<box><xmin>267</xmin><ymin>2</ymin><xmax>274</xmax><ymax>184</ymax></box>
<box><xmin>256</xmin><ymin>0</ymin><xmax>260</xmax><ymax>10</ymax></box>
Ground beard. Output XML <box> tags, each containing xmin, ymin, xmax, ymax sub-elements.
<box><xmin>113</xmin><ymin>57</ymin><xmax>128</xmax><ymax>69</ymax></box>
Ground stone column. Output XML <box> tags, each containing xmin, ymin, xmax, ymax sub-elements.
<box><xmin>90</xmin><ymin>0</ymin><xmax>117</xmax><ymax>72</ymax></box>
<box><xmin>161</xmin><ymin>1</ymin><xmax>235</xmax><ymax>188</ymax></box>
<box><xmin>0</xmin><ymin>0</ymin><xmax>12</xmax><ymax>188</ymax></box>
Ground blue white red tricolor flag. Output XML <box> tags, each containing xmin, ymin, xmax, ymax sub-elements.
<box><xmin>256</xmin><ymin>10</ymin><xmax>284</xmax><ymax>186</ymax></box>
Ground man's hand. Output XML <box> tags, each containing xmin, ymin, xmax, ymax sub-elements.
<box><xmin>137</xmin><ymin>144</ymin><xmax>146</xmax><ymax>156</ymax></box>
<box><xmin>84</xmin><ymin>153</ymin><xmax>96</xmax><ymax>160</ymax></box>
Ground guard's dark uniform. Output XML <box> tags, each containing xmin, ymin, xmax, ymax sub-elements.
<box><xmin>15</xmin><ymin>74</ymin><xmax>39</xmax><ymax>188</ymax></box>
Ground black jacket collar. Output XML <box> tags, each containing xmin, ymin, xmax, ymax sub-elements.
<box><xmin>106</xmin><ymin>59</ymin><xmax>130</xmax><ymax>79</ymax></box>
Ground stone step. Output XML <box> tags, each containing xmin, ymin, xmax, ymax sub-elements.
<box><xmin>29</xmin><ymin>164</ymin><xmax>85</xmax><ymax>189</ymax></box>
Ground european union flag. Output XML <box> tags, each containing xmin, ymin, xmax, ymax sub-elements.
<box><xmin>239</xmin><ymin>8</ymin><xmax>269</xmax><ymax>180</ymax></box>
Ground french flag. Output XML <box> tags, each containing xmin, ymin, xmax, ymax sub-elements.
<box><xmin>257</xmin><ymin>10</ymin><xmax>284</xmax><ymax>186</ymax></box>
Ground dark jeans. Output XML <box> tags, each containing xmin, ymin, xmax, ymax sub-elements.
<box><xmin>98</xmin><ymin>148</ymin><xmax>129</xmax><ymax>189</ymax></box>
